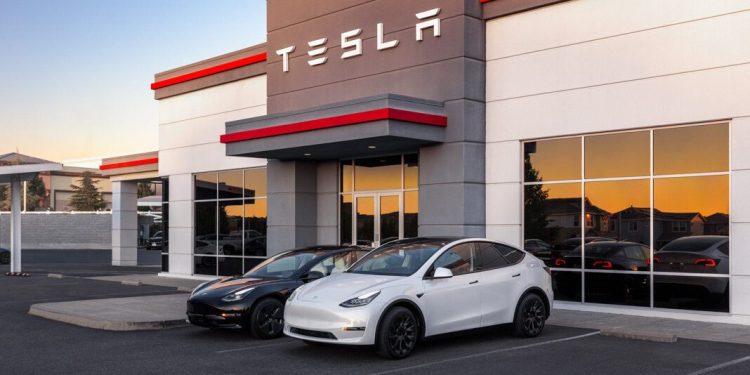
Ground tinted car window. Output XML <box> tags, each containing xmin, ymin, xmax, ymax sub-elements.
<box><xmin>476</xmin><ymin>243</ymin><xmax>509</xmax><ymax>270</ymax></box>
<box><xmin>624</xmin><ymin>246</ymin><xmax>647</xmax><ymax>261</ymax></box>
<box><xmin>349</xmin><ymin>241</ymin><xmax>443</xmax><ymax>276</ymax></box>
<box><xmin>494</xmin><ymin>244</ymin><xmax>525</xmax><ymax>264</ymax></box>
<box><xmin>433</xmin><ymin>243</ymin><xmax>474</xmax><ymax>276</ymax></box>
<box><xmin>660</xmin><ymin>237</ymin><xmax>725</xmax><ymax>253</ymax></box>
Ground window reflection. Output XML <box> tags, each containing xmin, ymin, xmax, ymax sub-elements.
<box><xmin>585</xmin><ymin>131</ymin><xmax>649</xmax><ymax>178</ymax></box>
<box><xmin>341</xmin><ymin>161</ymin><xmax>353</xmax><ymax>193</ymax></box>
<box><xmin>244</xmin><ymin>168</ymin><xmax>267</xmax><ymax>198</ymax></box>
<box><xmin>654</xmin><ymin>275</ymin><xmax>729</xmax><ymax>312</ymax></box>
<box><xmin>380</xmin><ymin>195</ymin><xmax>400</xmax><ymax>244</ymax></box>
<box><xmin>524</xmin><ymin>137</ymin><xmax>581</xmax><ymax>182</ymax></box>
<box><xmin>552</xmin><ymin>271</ymin><xmax>581</xmax><ymax>302</ymax></box>
<box><xmin>218</xmin><ymin>257</ymin><xmax>243</xmax><ymax>276</ymax></box>
<box><xmin>404</xmin><ymin>154</ymin><xmax>419</xmax><ymax>189</ymax></box>
<box><xmin>218</xmin><ymin>170</ymin><xmax>243</xmax><ymax>200</ymax></box>
<box><xmin>243</xmin><ymin>199</ymin><xmax>267</xmax><ymax>257</ymax></box>
<box><xmin>654</xmin><ymin>123</ymin><xmax>728</xmax><ymax>175</ymax></box>
<box><xmin>340</xmin><ymin>195</ymin><xmax>352</xmax><ymax>245</ymax></box>
<box><xmin>404</xmin><ymin>191</ymin><xmax>418</xmax><ymax>238</ymax></box>
<box><xmin>356</xmin><ymin>196</ymin><xmax>375</xmax><ymax>246</ymax></box>
<box><xmin>585</xmin><ymin>272</ymin><xmax>650</xmax><ymax>307</ymax></box>
<box><xmin>195</xmin><ymin>172</ymin><xmax>217</xmax><ymax>200</ymax></box>
<box><xmin>523</xmin><ymin>182</ymin><xmax>581</xmax><ymax>267</ymax></box>
<box><xmin>354</xmin><ymin>155</ymin><xmax>402</xmax><ymax>191</ymax></box>
<box><xmin>194</xmin><ymin>201</ymin><xmax>217</xmax><ymax>255</ymax></box>
<box><xmin>218</xmin><ymin>201</ymin><xmax>243</xmax><ymax>256</ymax></box>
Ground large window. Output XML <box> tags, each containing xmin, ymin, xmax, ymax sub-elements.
<box><xmin>194</xmin><ymin>168</ymin><xmax>267</xmax><ymax>276</ymax></box>
<box><xmin>523</xmin><ymin>123</ymin><xmax>729</xmax><ymax>312</ymax></box>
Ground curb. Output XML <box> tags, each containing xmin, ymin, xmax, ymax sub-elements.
<box><xmin>28</xmin><ymin>305</ymin><xmax>188</xmax><ymax>331</ymax></box>
<box><xmin>176</xmin><ymin>286</ymin><xmax>194</xmax><ymax>293</ymax></box>
<box><xmin>600</xmin><ymin>329</ymin><xmax>677</xmax><ymax>343</ymax></box>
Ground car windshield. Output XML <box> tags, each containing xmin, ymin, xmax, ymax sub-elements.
<box><xmin>348</xmin><ymin>241</ymin><xmax>445</xmax><ymax>276</ymax></box>
<box><xmin>660</xmin><ymin>237</ymin><xmax>726</xmax><ymax>253</ymax></box>
<box><xmin>244</xmin><ymin>251</ymin><xmax>325</xmax><ymax>279</ymax></box>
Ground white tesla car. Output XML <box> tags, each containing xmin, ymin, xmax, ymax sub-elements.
<box><xmin>283</xmin><ymin>237</ymin><xmax>553</xmax><ymax>359</ymax></box>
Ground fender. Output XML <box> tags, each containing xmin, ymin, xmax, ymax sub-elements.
<box><xmin>375</xmin><ymin>298</ymin><xmax>427</xmax><ymax>340</ymax></box>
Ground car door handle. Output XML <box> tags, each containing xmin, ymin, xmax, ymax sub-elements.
<box><xmin>469</xmin><ymin>280</ymin><xmax>478</xmax><ymax>285</ymax></box>
<box><xmin>512</xmin><ymin>273</ymin><xmax>521</xmax><ymax>278</ymax></box>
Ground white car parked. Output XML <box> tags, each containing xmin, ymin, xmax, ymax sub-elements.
<box><xmin>283</xmin><ymin>237</ymin><xmax>553</xmax><ymax>359</ymax></box>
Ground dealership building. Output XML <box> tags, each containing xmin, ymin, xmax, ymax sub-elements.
<box><xmin>104</xmin><ymin>0</ymin><xmax>750</xmax><ymax>323</ymax></box>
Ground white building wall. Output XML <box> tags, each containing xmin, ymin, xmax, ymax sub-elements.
<box><xmin>486</xmin><ymin>0</ymin><xmax>750</xmax><ymax>320</ymax></box>
<box><xmin>159</xmin><ymin>76</ymin><xmax>268</xmax><ymax>277</ymax></box>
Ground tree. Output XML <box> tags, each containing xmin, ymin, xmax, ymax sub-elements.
<box><xmin>25</xmin><ymin>175</ymin><xmax>47</xmax><ymax>211</ymax></box>
<box><xmin>69</xmin><ymin>171</ymin><xmax>106</xmax><ymax>211</ymax></box>
<box><xmin>137</xmin><ymin>183</ymin><xmax>155</xmax><ymax>198</ymax></box>
<box><xmin>0</xmin><ymin>184</ymin><xmax>8</xmax><ymax>211</ymax></box>
<box><xmin>523</xmin><ymin>153</ymin><xmax>552</xmax><ymax>241</ymax></box>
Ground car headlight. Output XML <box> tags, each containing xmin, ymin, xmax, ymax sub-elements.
<box><xmin>340</xmin><ymin>290</ymin><xmax>380</xmax><ymax>308</ymax></box>
<box><xmin>221</xmin><ymin>287</ymin><xmax>256</xmax><ymax>302</ymax></box>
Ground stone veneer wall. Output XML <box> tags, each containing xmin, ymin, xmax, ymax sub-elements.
<box><xmin>0</xmin><ymin>212</ymin><xmax>111</xmax><ymax>249</ymax></box>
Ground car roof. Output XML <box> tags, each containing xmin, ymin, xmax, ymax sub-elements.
<box><xmin>287</xmin><ymin>245</ymin><xmax>368</xmax><ymax>254</ymax></box>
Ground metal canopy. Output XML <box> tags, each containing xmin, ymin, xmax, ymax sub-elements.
<box><xmin>0</xmin><ymin>153</ymin><xmax>63</xmax><ymax>274</ymax></box>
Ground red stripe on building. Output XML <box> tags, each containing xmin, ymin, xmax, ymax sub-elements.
<box><xmin>480</xmin><ymin>0</ymin><xmax>495</xmax><ymax>3</ymax></box>
<box><xmin>100</xmin><ymin>157</ymin><xmax>159</xmax><ymax>170</ymax></box>
<box><xmin>150</xmin><ymin>52</ymin><xmax>267</xmax><ymax>90</ymax></box>
<box><xmin>220</xmin><ymin>108</ymin><xmax>447</xmax><ymax>143</ymax></box>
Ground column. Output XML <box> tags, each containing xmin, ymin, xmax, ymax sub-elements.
<box><xmin>266</xmin><ymin>160</ymin><xmax>318</xmax><ymax>255</ymax></box>
<box><xmin>10</xmin><ymin>176</ymin><xmax>22</xmax><ymax>273</ymax></box>
<box><xmin>111</xmin><ymin>181</ymin><xmax>138</xmax><ymax>266</ymax></box>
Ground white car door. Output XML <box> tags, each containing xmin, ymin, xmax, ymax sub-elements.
<box><xmin>421</xmin><ymin>243</ymin><xmax>482</xmax><ymax>336</ymax></box>
<box><xmin>475</xmin><ymin>242</ymin><xmax>527</xmax><ymax>327</ymax></box>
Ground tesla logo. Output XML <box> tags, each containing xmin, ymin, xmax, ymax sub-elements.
<box><xmin>275</xmin><ymin>8</ymin><xmax>442</xmax><ymax>73</ymax></box>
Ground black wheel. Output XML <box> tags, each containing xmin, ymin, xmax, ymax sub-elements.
<box><xmin>376</xmin><ymin>307</ymin><xmax>418</xmax><ymax>359</ymax></box>
<box><xmin>513</xmin><ymin>293</ymin><xmax>546</xmax><ymax>338</ymax></box>
<box><xmin>0</xmin><ymin>252</ymin><xmax>9</xmax><ymax>265</ymax></box>
<box><xmin>249</xmin><ymin>298</ymin><xmax>285</xmax><ymax>339</ymax></box>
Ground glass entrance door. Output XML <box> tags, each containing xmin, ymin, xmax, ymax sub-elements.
<box><xmin>354</xmin><ymin>193</ymin><xmax>402</xmax><ymax>247</ymax></box>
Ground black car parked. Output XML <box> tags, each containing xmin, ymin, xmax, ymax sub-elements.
<box><xmin>0</xmin><ymin>248</ymin><xmax>9</xmax><ymax>264</ymax></box>
<box><xmin>187</xmin><ymin>245</ymin><xmax>370</xmax><ymax>339</ymax></box>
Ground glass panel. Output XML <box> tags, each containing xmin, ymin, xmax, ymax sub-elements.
<box><xmin>380</xmin><ymin>195</ymin><xmax>400</xmax><ymax>245</ymax></box>
<box><xmin>194</xmin><ymin>172</ymin><xmax>217</xmax><ymax>200</ymax></box>
<box><xmin>585</xmin><ymin>272</ymin><xmax>650</xmax><ymax>307</ymax></box>
<box><xmin>523</xmin><ymin>182</ymin><xmax>581</xmax><ymax>267</ymax></box>
<box><xmin>218</xmin><ymin>170</ymin><xmax>243</xmax><ymax>200</ymax></box>
<box><xmin>433</xmin><ymin>243</ymin><xmax>474</xmax><ymax>276</ymax></box>
<box><xmin>654</xmin><ymin>275</ymin><xmax>729</xmax><ymax>312</ymax></box>
<box><xmin>354</xmin><ymin>155</ymin><xmax>402</xmax><ymax>191</ymax></box>
<box><xmin>552</xmin><ymin>271</ymin><xmax>581</xmax><ymax>302</ymax></box>
<box><xmin>654</xmin><ymin>123</ymin><xmax>729</xmax><ymax>175</ymax></box>
<box><xmin>585</xmin><ymin>131</ymin><xmax>649</xmax><ymax>178</ymax></box>
<box><xmin>243</xmin><ymin>198</ymin><xmax>267</xmax><ymax>257</ymax></box>
<box><xmin>161</xmin><ymin>177</ymin><xmax>169</xmax><ymax>202</ymax></box>
<box><xmin>161</xmin><ymin>203</ymin><xmax>169</xmax><ymax>254</ymax></box>
<box><xmin>356</xmin><ymin>196</ymin><xmax>375</xmax><ymax>246</ymax></box>
<box><xmin>218</xmin><ymin>257</ymin><xmax>243</xmax><ymax>276</ymax></box>
<box><xmin>341</xmin><ymin>161</ymin><xmax>353</xmax><ymax>193</ymax></box>
<box><xmin>404</xmin><ymin>191</ymin><xmax>419</xmax><ymax>238</ymax></box>
<box><xmin>194</xmin><ymin>202</ymin><xmax>217</xmax><ymax>255</ymax></box>
<box><xmin>404</xmin><ymin>154</ymin><xmax>419</xmax><ymax>189</ymax></box>
<box><xmin>218</xmin><ymin>201</ymin><xmax>243</xmax><ymax>256</ymax></box>
<box><xmin>653</xmin><ymin>176</ymin><xmax>729</xmax><ymax>274</ymax></box>
<box><xmin>161</xmin><ymin>254</ymin><xmax>169</xmax><ymax>272</ymax></box>
<box><xmin>340</xmin><ymin>195</ymin><xmax>352</xmax><ymax>245</ymax></box>
<box><xmin>476</xmin><ymin>242</ymin><xmax>509</xmax><ymax>270</ymax></box>
<box><xmin>585</xmin><ymin>179</ymin><xmax>649</xmax><ymax>245</ymax></box>
<box><xmin>194</xmin><ymin>256</ymin><xmax>216</xmax><ymax>276</ymax></box>
<box><xmin>244</xmin><ymin>168</ymin><xmax>267</xmax><ymax>198</ymax></box>
<box><xmin>243</xmin><ymin>258</ymin><xmax>265</xmax><ymax>273</ymax></box>
<box><xmin>524</xmin><ymin>137</ymin><xmax>581</xmax><ymax>182</ymax></box>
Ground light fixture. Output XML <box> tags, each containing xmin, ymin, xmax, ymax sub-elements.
<box><xmin>304</xmin><ymin>153</ymin><xmax>311</xmax><ymax>156</ymax></box>
<box><xmin>368</xmin><ymin>145</ymin><xmax>376</xmax><ymax>149</ymax></box>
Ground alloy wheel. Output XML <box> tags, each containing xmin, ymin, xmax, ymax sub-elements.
<box><xmin>387</xmin><ymin>313</ymin><xmax>417</xmax><ymax>357</ymax></box>
<box><xmin>523</xmin><ymin>299</ymin><xmax>545</xmax><ymax>336</ymax></box>
<box><xmin>258</xmin><ymin>304</ymin><xmax>284</xmax><ymax>336</ymax></box>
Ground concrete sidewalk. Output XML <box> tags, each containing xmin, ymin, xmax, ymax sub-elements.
<box><xmin>547</xmin><ymin>309</ymin><xmax>750</xmax><ymax>345</ymax></box>
<box><xmin>87</xmin><ymin>274</ymin><xmax>207</xmax><ymax>292</ymax></box>
<box><xmin>29</xmin><ymin>293</ymin><xmax>189</xmax><ymax>331</ymax></box>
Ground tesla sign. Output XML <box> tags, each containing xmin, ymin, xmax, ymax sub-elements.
<box><xmin>275</xmin><ymin>8</ymin><xmax>442</xmax><ymax>73</ymax></box>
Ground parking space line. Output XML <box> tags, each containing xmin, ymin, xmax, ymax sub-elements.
<box><xmin>686</xmin><ymin>355</ymin><xmax>750</xmax><ymax>375</ymax></box>
<box><xmin>368</xmin><ymin>331</ymin><xmax>601</xmax><ymax>375</ymax></box>
<box><xmin>215</xmin><ymin>340</ymin><xmax>298</xmax><ymax>354</ymax></box>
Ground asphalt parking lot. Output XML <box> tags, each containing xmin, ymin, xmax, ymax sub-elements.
<box><xmin>2</xmin><ymin>254</ymin><xmax>750</xmax><ymax>374</ymax></box>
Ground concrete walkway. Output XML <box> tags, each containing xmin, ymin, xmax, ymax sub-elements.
<box><xmin>29</xmin><ymin>293</ymin><xmax>189</xmax><ymax>331</ymax></box>
<box><xmin>87</xmin><ymin>274</ymin><xmax>207</xmax><ymax>292</ymax></box>
<box><xmin>548</xmin><ymin>309</ymin><xmax>750</xmax><ymax>345</ymax></box>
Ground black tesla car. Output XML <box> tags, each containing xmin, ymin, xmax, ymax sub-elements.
<box><xmin>186</xmin><ymin>245</ymin><xmax>370</xmax><ymax>339</ymax></box>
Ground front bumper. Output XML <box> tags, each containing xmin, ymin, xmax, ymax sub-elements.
<box><xmin>186</xmin><ymin>300</ymin><xmax>245</xmax><ymax>328</ymax></box>
<box><xmin>283</xmin><ymin>299</ymin><xmax>380</xmax><ymax>345</ymax></box>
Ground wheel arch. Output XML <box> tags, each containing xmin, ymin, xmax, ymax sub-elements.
<box><xmin>514</xmin><ymin>287</ymin><xmax>551</xmax><ymax>320</ymax></box>
<box><xmin>375</xmin><ymin>299</ymin><xmax>427</xmax><ymax>341</ymax></box>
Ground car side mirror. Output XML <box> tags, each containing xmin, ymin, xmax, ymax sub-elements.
<box><xmin>303</xmin><ymin>270</ymin><xmax>325</xmax><ymax>282</ymax></box>
<box><xmin>433</xmin><ymin>267</ymin><xmax>453</xmax><ymax>279</ymax></box>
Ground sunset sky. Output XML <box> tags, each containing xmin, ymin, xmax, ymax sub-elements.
<box><xmin>0</xmin><ymin>0</ymin><xmax>266</xmax><ymax>164</ymax></box>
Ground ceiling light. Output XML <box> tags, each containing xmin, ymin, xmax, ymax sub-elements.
<box><xmin>368</xmin><ymin>146</ymin><xmax>376</xmax><ymax>149</ymax></box>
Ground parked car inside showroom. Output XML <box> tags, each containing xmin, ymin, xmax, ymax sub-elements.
<box><xmin>283</xmin><ymin>237</ymin><xmax>553</xmax><ymax>359</ymax></box>
<box><xmin>187</xmin><ymin>245</ymin><xmax>369</xmax><ymax>339</ymax></box>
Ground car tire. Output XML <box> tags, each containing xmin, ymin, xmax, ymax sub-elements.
<box><xmin>512</xmin><ymin>293</ymin><xmax>547</xmax><ymax>338</ymax></box>
<box><xmin>0</xmin><ymin>252</ymin><xmax>9</xmax><ymax>265</ymax></box>
<box><xmin>249</xmin><ymin>298</ymin><xmax>285</xmax><ymax>340</ymax></box>
<box><xmin>376</xmin><ymin>306</ymin><xmax>419</xmax><ymax>360</ymax></box>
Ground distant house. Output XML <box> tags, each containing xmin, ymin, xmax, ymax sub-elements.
<box><xmin>609</xmin><ymin>206</ymin><xmax>706</xmax><ymax>248</ymax></box>
<box><xmin>704</xmin><ymin>213</ymin><xmax>729</xmax><ymax>235</ymax></box>
<box><xmin>543</xmin><ymin>197</ymin><xmax>609</xmax><ymax>242</ymax></box>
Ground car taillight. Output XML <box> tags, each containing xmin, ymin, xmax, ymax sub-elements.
<box><xmin>694</xmin><ymin>258</ymin><xmax>717</xmax><ymax>268</ymax></box>
<box><xmin>554</xmin><ymin>258</ymin><xmax>566</xmax><ymax>267</ymax></box>
<box><xmin>592</xmin><ymin>260</ymin><xmax>613</xmax><ymax>269</ymax></box>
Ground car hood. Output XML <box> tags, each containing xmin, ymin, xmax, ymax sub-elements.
<box><xmin>190</xmin><ymin>276</ymin><xmax>284</xmax><ymax>299</ymax></box>
<box><xmin>296</xmin><ymin>272</ymin><xmax>404</xmax><ymax>304</ymax></box>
